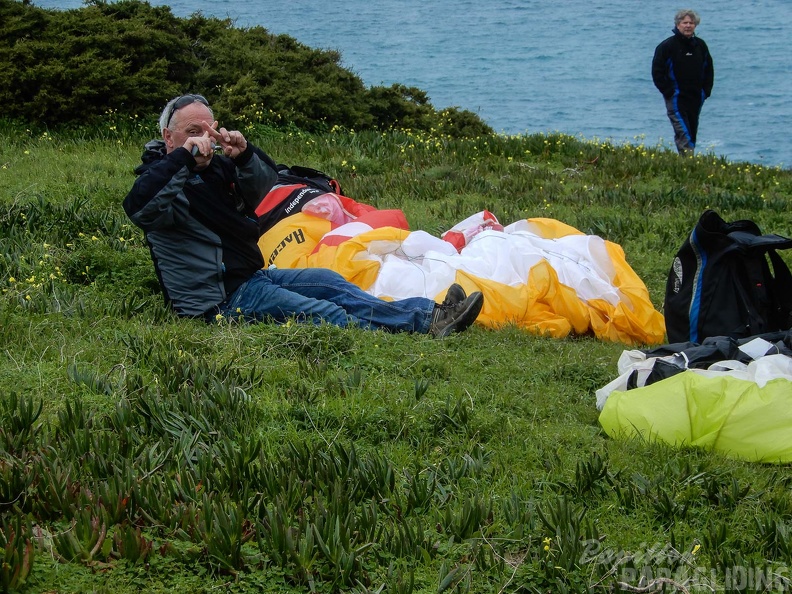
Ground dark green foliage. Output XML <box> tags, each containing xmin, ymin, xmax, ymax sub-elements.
<box><xmin>0</xmin><ymin>0</ymin><xmax>492</xmax><ymax>137</ymax></box>
<box><xmin>365</xmin><ymin>84</ymin><xmax>436</xmax><ymax>132</ymax></box>
<box><xmin>0</xmin><ymin>0</ymin><xmax>194</xmax><ymax>124</ymax></box>
<box><xmin>186</xmin><ymin>19</ymin><xmax>373</xmax><ymax>132</ymax></box>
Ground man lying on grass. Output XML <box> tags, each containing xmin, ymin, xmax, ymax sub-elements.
<box><xmin>123</xmin><ymin>94</ymin><xmax>483</xmax><ymax>337</ymax></box>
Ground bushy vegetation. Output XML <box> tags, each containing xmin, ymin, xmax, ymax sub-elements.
<box><xmin>1</xmin><ymin>115</ymin><xmax>791</xmax><ymax>592</ymax></box>
<box><xmin>0</xmin><ymin>0</ymin><xmax>492</xmax><ymax>137</ymax></box>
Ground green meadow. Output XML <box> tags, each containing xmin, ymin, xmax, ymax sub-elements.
<box><xmin>2</xmin><ymin>116</ymin><xmax>792</xmax><ymax>593</ymax></box>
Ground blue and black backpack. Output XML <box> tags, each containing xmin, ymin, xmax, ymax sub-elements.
<box><xmin>664</xmin><ymin>209</ymin><xmax>792</xmax><ymax>343</ymax></box>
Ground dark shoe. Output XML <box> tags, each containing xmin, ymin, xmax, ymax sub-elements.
<box><xmin>429</xmin><ymin>291</ymin><xmax>484</xmax><ymax>338</ymax></box>
<box><xmin>441</xmin><ymin>283</ymin><xmax>466</xmax><ymax>307</ymax></box>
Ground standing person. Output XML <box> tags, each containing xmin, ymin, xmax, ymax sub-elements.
<box><xmin>123</xmin><ymin>94</ymin><xmax>483</xmax><ymax>337</ymax></box>
<box><xmin>651</xmin><ymin>9</ymin><xmax>714</xmax><ymax>155</ymax></box>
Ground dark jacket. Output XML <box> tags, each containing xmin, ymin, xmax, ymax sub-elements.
<box><xmin>123</xmin><ymin>140</ymin><xmax>278</xmax><ymax>316</ymax></box>
<box><xmin>652</xmin><ymin>28</ymin><xmax>714</xmax><ymax>102</ymax></box>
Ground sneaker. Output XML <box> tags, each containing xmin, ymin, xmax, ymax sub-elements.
<box><xmin>441</xmin><ymin>283</ymin><xmax>467</xmax><ymax>307</ymax></box>
<box><xmin>429</xmin><ymin>291</ymin><xmax>484</xmax><ymax>338</ymax></box>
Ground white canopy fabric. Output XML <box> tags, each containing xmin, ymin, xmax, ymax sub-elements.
<box><xmin>258</xmin><ymin>208</ymin><xmax>665</xmax><ymax>345</ymax></box>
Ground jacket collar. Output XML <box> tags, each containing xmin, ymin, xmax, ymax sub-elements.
<box><xmin>133</xmin><ymin>139</ymin><xmax>167</xmax><ymax>176</ymax></box>
<box><xmin>672</xmin><ymin>27</ymin><xmax>698</xmax><ymax>45</ymax></box>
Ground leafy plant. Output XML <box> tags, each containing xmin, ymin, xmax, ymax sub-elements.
<box><xmin>0</xmin><ymin>392</ymin><xmax>42</xmax><ymax>456</ymax></box>
<box><xmin>559</xmin><ymin>450</ymin><xmax>612</xmax><ymax>498</ymax></box>
<box><xmin>194</xmin><ymin>495</ymin><xmax>256</xmax><ymax>574</ymax></box>
<box><xmin>440</xmin><ymin>493</ymin><xmax>493</xmax><ymax>541</ymax></box>
<box><xmin>0</xmin><ymin>515</ymin><xmax>34</xmax><ymax>593</ymax></box>
<box><xmin>52</xmin><ymin>506</ymin><xmax>109</xmax><ymax>564</ymax></box>
<box><xmin>537</xmin><ymin>496</ymin><xmax>601</xmax><ymax>582</ymax></box>
<box><xmin>112</xmin><ymin>523</ymin><xmax>153</xmax><ymax>564</ymax></box>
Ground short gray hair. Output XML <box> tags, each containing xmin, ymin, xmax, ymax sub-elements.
<box><xmin>158</xmin><ymin>95</ymin><xmax>214</xmax><ymax>133</ymax></box>
<box><xmin>674</xmin><ymin>9</ymin><xmax>701</xmax><ymax>26</ymax></box>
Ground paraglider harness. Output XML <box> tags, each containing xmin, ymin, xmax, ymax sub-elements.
<box><xmin>664</xmin><ymin>209</ymin><xmax>792</xmax><ymax>343</ymax></box>
<box><xmin>256</xmin><ymin>165</ymin><xmax>343</xmax><ymax>234</ymax></box>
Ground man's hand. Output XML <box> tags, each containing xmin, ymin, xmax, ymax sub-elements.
<box><xmin>203</xmin><ymin>121</ymin><xmax>248</xmax><ymax>159</ymax></box>
<box><xmin>183</xmin><ymin>128</ymin><xmax>216</xmax><ymax>170</ymax></box>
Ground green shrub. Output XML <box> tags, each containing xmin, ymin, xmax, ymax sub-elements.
<box><xmin>0</xmin><ymin>0</ymin><xmax>194</xmax><ymax>123</ymax></box>
<box><xmin>0</xmin><ymin>0</ymin><xmax>492</xmax><ymax>138</ymax></box>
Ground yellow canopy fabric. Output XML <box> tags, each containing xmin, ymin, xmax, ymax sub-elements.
<box><xmin>599</xmin><ymin>372</ymin><xmax>792</xmax><ymax>463</ymax></box>
<box><xmin>257</xmin><ymin>212</ymin><xmax>665</xmax><ymax>345</ymax></box>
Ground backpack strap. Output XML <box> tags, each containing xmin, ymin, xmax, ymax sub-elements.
<box><xmin>276</xmin><ymin>164</ymin><xmax>343</xmax><ymax>195</ymax></box>
<box><xmin>727</xmin><ymin>231</ymin><xmax>792</xmax><ymax>252</ymax></box>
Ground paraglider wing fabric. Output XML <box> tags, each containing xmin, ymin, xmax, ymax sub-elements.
<box><xmin>256</xmin><ymin>206</ymin><xmax>665</xmax><ymax>345</ymax></box>
<box><xmin>599</xmin><ymin>371</ymin><xmax>792</xmax><ymax>463</ymax></box>
<box><xmin>595</xmin><ymin>332</ymin><xmax>792</xmax><ymax>410</ymax></box>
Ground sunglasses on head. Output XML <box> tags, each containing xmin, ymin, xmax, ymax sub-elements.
<box><xmin>165</xmin><ymin>94</ymin><xmax>209</xmax><ymax>128</ymax></box>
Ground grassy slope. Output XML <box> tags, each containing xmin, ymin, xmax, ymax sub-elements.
<box><xmin>1</xmin><ymin>118</ymin><xmax>792</xmax><ymax>593</ymax></box>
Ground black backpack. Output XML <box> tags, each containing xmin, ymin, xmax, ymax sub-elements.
<box><xmin>664</xmin><ymin>210</ymin><xmax>792</xmax><ymax>343</ymax></box>
<box><xmin>257</xmin><ymin>165</ymin><xmax>344</xmax><ymax>234</ymax></box>
<box><xmin>275</xmin><ymin>164</ymin><xmax>342</xmax><ymax>195</ymax></box>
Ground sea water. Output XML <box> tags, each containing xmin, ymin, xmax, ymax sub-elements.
<box><xmin>32</xmin><ymin>0</ymin><xmax>792</xmax><ymax>167</ymax></box>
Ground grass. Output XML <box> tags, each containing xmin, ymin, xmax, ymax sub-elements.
<box><xmin>1</xmin><ymin>115</ymin><xmax>792</xmax><ymax>593</ymax></box>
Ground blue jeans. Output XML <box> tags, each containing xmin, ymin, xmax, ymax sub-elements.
<box><xmin>215</xmin><ymin>268</ymin><xmax>434</xmax><ymax>333</ymax></box>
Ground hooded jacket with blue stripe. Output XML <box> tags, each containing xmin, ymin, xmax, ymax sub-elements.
<box><xmin>123</xmin><ymin>140</ymin><xmax>278</xmax><ymax>316</ymax></box>
<box><xmin>651</xmin><ymin>28</ymin><xmax>714</xmax><ymax>102</ymax></box>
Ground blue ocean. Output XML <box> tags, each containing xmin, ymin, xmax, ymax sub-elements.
<box><xmin>35</xmin><ymin>0</ymin><xmax>792</xmax><ymax>168</ymax></box>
